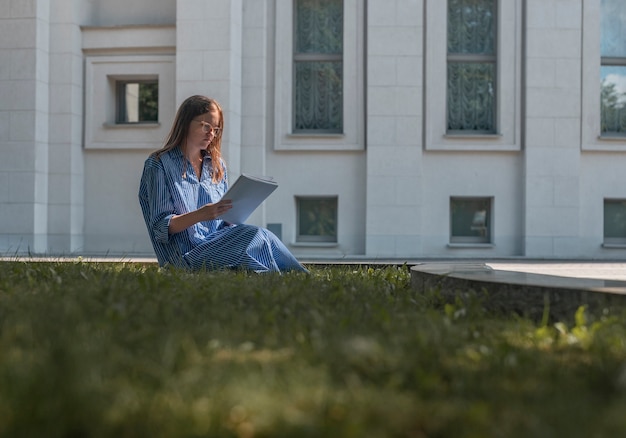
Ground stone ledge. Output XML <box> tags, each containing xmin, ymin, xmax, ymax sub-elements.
<box><xmin>411</xmin><ymin>262</ymin><xmax>626</xmax><ymax>321</ymax></box>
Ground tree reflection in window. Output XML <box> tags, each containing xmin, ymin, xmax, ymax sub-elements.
<box><xmin>600</xmin><ymin>0</ymin><xmax>626</xmax><ymax>135</ymax></box>
<box><xmin>601</xmin><ymin>69</ymin><xmax>626</xmax><ymax>134</ymax></box>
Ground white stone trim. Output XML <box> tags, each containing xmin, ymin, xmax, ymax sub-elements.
<box><xmin>81</xmin><ymin>25</ymin><xmax>176</xmax><ymax>55</ymax></box>
<box><xmin>84</xmin><ymin>54</ymin><xmax>175</xmax><ymax>150</ymax></box>
<box><xmin>81</xmin><ymin>25</ymin><xmax>175</xmax><ymax>150</ymax></box>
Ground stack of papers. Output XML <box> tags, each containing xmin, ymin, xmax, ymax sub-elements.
<box><xmin>219</xmin><ymin>174</ymin><xmax>278</xmax><ymax>224</ymax></box>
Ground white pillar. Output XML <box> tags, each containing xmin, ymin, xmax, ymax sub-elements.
<box><xmin>176</xmin><ymin>0</ymin><xmax>244</xmax><ymax>176</ymax></box>
<box><xmin>47</xmin><ymin>0</ymin><xmax>84</xmax><ymax>253</ymax></box>
<box><xmin>365</xmin><ymin>0</ymin><xmax>424</xmax><ymax>257</ymax></box>
<box><xmin>523</xmin><ymin>0</ymin><xmax>583</xmax><ymax>257</ymax></box>
<box><xmin>0</xmin><ymin>0</ymin><xmax>51</xmax><ymax>254</ymax></box>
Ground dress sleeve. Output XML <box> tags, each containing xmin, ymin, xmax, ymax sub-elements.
<box><xmin>138</xmin><ymin>156</ymin><xmax>175</xmax><ymax>244</ymax></box>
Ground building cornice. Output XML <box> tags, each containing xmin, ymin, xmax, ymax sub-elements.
<box><xmin>81</xmin><ymin>24</ymin><xmax>176</xmax><ymax>55</ymax></box>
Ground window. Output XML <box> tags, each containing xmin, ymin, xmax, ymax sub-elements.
<box><xmin>604</xmin><ymin>199</ymin><xmax>626</xmax><ymax>245</ymax></box>
<box><xmin>294</xmin><ymin>0</ymin><xmax>343</xmax><ymax>133</ymax></box>
<box><xmin>116</xmin><ymin>80</ymin><xmax>159</xmax><ymax>124</ymax></box>
<box><xmin>296</xmin><ymin>196</ymin><xmax>338</xmax><ymax>243</ymax></box>
<box><xmin>424</xmin><ymin>0</ymin><xmax>521</xmax><ymax>151</ymax></box>
<box><xmin>600</xmin><ymin>0</ymin><xmax>626</xmax><ymax>136</ymax></box>
<box><xmin>274</xmin><ymin>0</ymin><xmax>363</xmax><ymax>150</ymax></box>
<box><xmin>450</xmin><ymin>197</ymin><xmax>492</xmax><ymax>244</ymax></box>
<box><xmin>447</xmin><ymin>0</ymin><xmax>497</xmax><ymax>134</ymax></box>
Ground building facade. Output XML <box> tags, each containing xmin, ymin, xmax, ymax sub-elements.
<box><xmin>1</xmin><ymin>0</ymin><xmax>625</xmax><ymax>260</ymax></box>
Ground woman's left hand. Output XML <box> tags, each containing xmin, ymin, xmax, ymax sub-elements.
<box><xmin>168</xmin><ymin>199</ymin><xmax>233</xmax><ymax>235</ymax></box>
<box><xmin>199</xmin><ymin>199</ymin><xmax>233</xmax><ymax>221</ymax></box>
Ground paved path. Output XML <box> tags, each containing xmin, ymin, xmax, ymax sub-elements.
<box><xmin>485</xmin><ymin>262</ymin><xmax>626</xmax><ymax>281</ymax></box>
<box><xmin>305</xmin><ymin>259</ymin><xmax>626</xmax><ymax>282</ymax></box>
<box><xmin>410</xmin><ymin>261</ymin><xmax>626</xmax><ymax>320</ymax></box>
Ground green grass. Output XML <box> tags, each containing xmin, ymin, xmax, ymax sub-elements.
<box><xmin>1</xmin><ymin>261</ymin><xmax>626</xmax><ymax>437</ymax></box>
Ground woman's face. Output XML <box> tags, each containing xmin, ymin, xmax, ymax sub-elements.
<box><xmin>187</xmin><ymin>106</ymin><xmax>221</xmax><ymax>152</ymax></box>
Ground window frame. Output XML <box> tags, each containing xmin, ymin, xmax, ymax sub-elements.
<box><xmin>446</xmin><ymin>0</ymin><xmax>498</xmax><ymax>135</ymax></box>
<box><xmin>115</xmin><ymin>78</ymin><xmax>159</xmax><ymax>125</ymax></box>
<box><xmin>599</xmin><ymin>0</ymin><xmax>626</xmax><ymax>138</ymax></box>
<box><xmin>292</xmin><ymin>0</ymin><xmax>344</xmax><ymax>134</ymax></box>
<box><xmin>603</xmin><ymin>198</ymin><xmax>626</xmax><ymax>246</ymax></box>
<box><xmin>449</xmin><ymin>196</ymin><xmax>494</xmax><ymax>245</ymax></box>
<box><xmin>424</xmin><ymin>0</ymin><xmax>521</xmax><ymax>151</ymax></box>
<box><xmin>582</xmin><ymin>0</ymin><xmax>626</xmax><ymax>150</ymax></box>
<box><xmin>274</xmin><ymin>0</ymin><xmax>364</xmax><ymax>150</ymax></box>
<box><xmin>600</xmin><ymin>59</ymin><xmax>626</xmax><ymax>138</ymax></box>
<box><xmin>84</xmin><ymin>55</ymin><xmax>175</xmax><ymax>150</ymax></box>
<box><xmin>295</xmin><ymin>195</ymin><xmax>339</xmax><ymax>243</ymax></box>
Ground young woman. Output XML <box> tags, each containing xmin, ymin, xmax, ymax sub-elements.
<box><xmin>138</xmin><ymin>95</ymin><xmax>307</xmax><ymax>273</ymax></box>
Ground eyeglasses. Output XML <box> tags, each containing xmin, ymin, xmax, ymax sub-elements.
<box><xmin>195</xmin><ymin>120</ymin><xmax>221</xmax><ymax>136</ymax></box>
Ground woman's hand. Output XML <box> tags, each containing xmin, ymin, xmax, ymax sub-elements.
<box><xmin>168</xmin><ymin>199</ymin><xmax>233</xmax><ymax>235</ymax></box>
<box><xmin>199</xmin><ymin>199</ymin><xmax>233</xmax><ymax>221</ymax></box>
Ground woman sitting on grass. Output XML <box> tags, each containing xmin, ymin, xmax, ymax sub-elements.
<box><xmin>138</xmin><ymin>95</ymin><xmax>307</xmax><ymax>273</ymax></box>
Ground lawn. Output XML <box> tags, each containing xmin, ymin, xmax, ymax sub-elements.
<box><xmin>1</xmin><ymin>260</ymin><xmax>626</xmax><ymax>437</ymax></box>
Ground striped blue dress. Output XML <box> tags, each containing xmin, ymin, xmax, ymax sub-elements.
<box><xmin>138</xmin><ymin>147</ymin><xmax>307</xmax><ymax>273</ymax></box>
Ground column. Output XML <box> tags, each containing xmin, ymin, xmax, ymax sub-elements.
<box><xmin>365</xmin><ymin>0</ymin><xmax>424</xmax><ymax>257</ymax></box>
<box><xmin>0</xmin><ymin>0</ymin><xmax>50</xmax><ymax>254</ymax></box>
<box><xmin>523</xmin><ymin>0</ymin><xmax>583</xmax><ymax>257</ymax></box>
<box><xmin>176</xmin><ymin>0</ymin><xmax>244</xmax><ymax>176</ymax></box>
<box><xmin>47</xmin><ymin>0</ymin><xmax>84</xmax><ymax>253</ymax></box>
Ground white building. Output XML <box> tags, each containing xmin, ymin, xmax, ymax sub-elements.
<box><xmin>1</xmin><ymin>0</ymin><xmax>625</xmax><ymax>260</ymax></box>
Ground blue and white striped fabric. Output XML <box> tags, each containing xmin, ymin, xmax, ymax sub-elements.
<box><xmin>138</xmin><ymin>147</ymin><xmax>307</xmax><ymax>273</ymax></box>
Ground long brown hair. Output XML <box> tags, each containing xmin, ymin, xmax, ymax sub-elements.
<box><xmin>154</xmin><ymin>95</ymin><xmax>225</xmax><ymax>183</ymax></box>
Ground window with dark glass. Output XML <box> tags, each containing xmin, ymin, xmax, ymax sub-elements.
<box><xmin>116</xmin><ymin>80</ymin><xmax>159</xmax><ymax>124</ymax></box>
<box><xmin>450</xmin><ymin>197</ymin><xmax>492</xmax><ymax>244</ymax></box>
<box><xmin>296</xmin><ymin>196</ymin><xmax>338</xmax><ymax>242</ymax></box>
<box><xmin>447</xmin><ymin>0</ymin><xmax>496</xmax><ymax>134</ymax></box>
<box><xmin>604</xmin><ymin>199</ymin><xmax>626</xmax><ymax>244</ymax></box>
<box><xmin>293</xmin><ymin>0</ymin><xmax>343</xmax><ymax>133</ymax></box>
<box><xmin>601</xmin><ymin>0</ymin><xmax>626</xmax><ymax>136</ymax></box>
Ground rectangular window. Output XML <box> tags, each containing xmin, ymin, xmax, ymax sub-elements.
<box><xmin>116</xmin><ymin>80</ymin><xmax>159</xmax><ymax>124</ymax></box>
<box><xmin>604</xmin><ymin>199</ymin><xmax>626</xmax><ymax>245</ymax></box>
<box><xmin>450</xmin><ymin>197</ymin><xmax>492</xmax><ymax>244</ymax></box>
<box><xmin>296</xmin><ymin>196</ymin><xmax>338</xmax><ymax>243</ymax></box>
<box><xmin>447</xmin><ymin>0</ymin><xmax>497</xmax><ymax>134</ymax></box>
<box><xmin>601</xmin><ymin>0</ymin><xmax>626</xmax><ymax>136</ymax></box>
<box><xmin>293</xmin><ymin>0</ymin><xmax>343</xmax><ymax>133</ymax></box>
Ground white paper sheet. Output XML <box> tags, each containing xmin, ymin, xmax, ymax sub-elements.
<box><xmin>219</xmin><ymin>174</ymin><xmax>278</xmax><ymax>224</ymax></box>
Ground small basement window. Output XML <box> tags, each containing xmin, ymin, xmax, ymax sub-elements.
<box><xmin>296</xmin><ymin>196</ymin><xmax>338</xmax><ymax>243</ymax></box>
<box><xmin>450</xmin><ymin>197</ymin><xmax>493</xmax><ymax>244</ymax></box>
<box><xmin>604</xmin><ymin>199</ymin><xmax>626</xmax><ymax>245</ymax></box>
